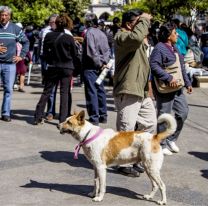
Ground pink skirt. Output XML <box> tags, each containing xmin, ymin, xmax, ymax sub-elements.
<box><xmin>16</xmin><ymin>60</ymin><xmax>27</xmax><ymax>75</ymax></box>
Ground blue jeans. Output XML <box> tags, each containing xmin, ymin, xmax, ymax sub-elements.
<box><xmin>46</xmin><ymin>84</ymin><xmax>58</xmax><ymax>116</ymax></box>
<box><xmin>156</xmin><ymin>89</ymin><xmax>189</xmax><ymax>148</ymax></box>
<box><xmin>0</xmin><ymin>63</ymin><xmax>16</xmax><ymax>117</ymax></box>
<box><xmin>83</xmin><ymin>70</ymin><xmax>107</xmax><ymax>124</ymax></box>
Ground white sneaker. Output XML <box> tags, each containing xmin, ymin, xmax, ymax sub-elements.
<box><xmin>163</xmin><ymin>148</ymin><xmax>173</xmax><ymax>156</ymax></box>
<box><xmin>168</xmin><ymin>141</ymin><xmax>179</xmax><ymax>153</ymax></box>
<box><xmin>13</xmin><ymin>84</ymin><xmax>18</xmax><ymax>90</ymax></box>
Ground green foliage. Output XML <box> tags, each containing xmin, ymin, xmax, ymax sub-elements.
<box><xmin>62</xmin><ymin>0</ymin><xmax>91</xmax><ymax>19</ymax></box>
<box><xmin>110</xmin><ymin>0</ymin><xmax>208</xmax><ymax>23</ymax></box>
<box><xmin>1</xmin><ymin>0</ymin><xmax>207</xmax><ymax>27</ymax></box>
<box><xmin>0</xmin><ymin>0</ymin><xmax>90</xmax><ymax>27</ymax></box>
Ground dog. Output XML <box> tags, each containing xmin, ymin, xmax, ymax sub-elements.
<box><xmin>59</xmin><ymin>110</ymin><xmax>177</xmax><ymax>205</ymax></box>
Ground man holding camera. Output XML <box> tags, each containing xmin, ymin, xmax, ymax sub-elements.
<box><xmin>113</xmin><ymin>9</ymin><xmax>157</xmax><ymax>177</ymax></box>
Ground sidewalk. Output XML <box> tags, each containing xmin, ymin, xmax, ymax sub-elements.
<box><xmin>0</xmin><ymin>66</ymin><xmax>208</xmax><ymax>206</ymax></box>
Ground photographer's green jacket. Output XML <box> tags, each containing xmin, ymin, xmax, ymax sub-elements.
<box><xmin>113</xmin><ymin>17</ymin><xmax>150</xmax><ymax>98</ymax></box>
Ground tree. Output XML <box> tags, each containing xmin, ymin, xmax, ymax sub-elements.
<box><xmin>2</xmin><ymin>0</ymin><xmax>64</xmax><ymax>26</ymax></box>
<box><xmin>62</xmin><ymin>0</ymin><xmax>91</xmax><ymax>19</ymax></box>
<box><xmin>145</xmin><ymin>0</ymin><xmax>208</xmax><ymax>21</ymax></box>
<box><xmin>0</xmin><ymin>0</ymin><xmax>91</xmax><ymax>27</ymax></box>
<box><xmin>111</xmin><ymin>0</ymin><xmax>208</xmax><ymax>23</ymax></box>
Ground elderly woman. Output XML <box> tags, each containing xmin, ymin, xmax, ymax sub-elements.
<box><xmin>150</xmin><ymin>23</ymin><xmax>193</xmax><ymax>156</ymax></box>
<box><xmin>34</xmin><ymin>14</ymin><xmax>79</xmax><ymax>125</ymax></box>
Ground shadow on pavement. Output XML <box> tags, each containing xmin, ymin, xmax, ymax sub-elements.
<box><xmin>201</xmin><ymin>170</ymin><xmax>208</xmax><ymax>179</ymax></box>
<box><xmin>188</xmin><ymin>104</ymin><xmax>208</xmax><ymax>109</ymax></box>
<box><xmin>189</xmin><ymin>151</ymin><xmax>208</xmax><ymax>179</ymax></box>
<box><xmin>39</xmin><ymin>151</ymin><xmax>144</xmax><ymax>177</ymax></box>
<box><xmin>39</xmin><ymin>151</ymin><xmax>92</xmax><ymax>169</ymax></box>
<box><xmin>11</xmin><ymin>109</ymin><xmax>34</xmax><ymax>124</ymax></box>
<box><xmin>188</xmin><ymin>151</ymin><xmax>208</xmax><ymax>161</ymax></box>
<box><xmin>20</xmin><ymin>179</ymin><xmax>148</xmax><ymax>201</ymax></box>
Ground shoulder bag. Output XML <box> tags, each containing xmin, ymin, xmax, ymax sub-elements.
<box><xmin>154</xmin><ymin>52</ymin><xmax>185</xmax><ymax>93</ymax></box>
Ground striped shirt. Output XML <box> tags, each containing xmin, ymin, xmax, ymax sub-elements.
<box><xmin>0</xmin><ymin>22</ymin><xmax>29</xmax><ymax>63</ymax></box>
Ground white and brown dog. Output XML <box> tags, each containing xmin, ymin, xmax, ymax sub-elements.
<box><xmin>59</xmin><ymin>110</ymin><xmax>177</xmax><ymax>205</ymax></box>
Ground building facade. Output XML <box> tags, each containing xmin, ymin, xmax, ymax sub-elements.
<box><xmin>88</xmin><ymin>0</ymin><xmax>124</xmax><ymax>19</ymax></box>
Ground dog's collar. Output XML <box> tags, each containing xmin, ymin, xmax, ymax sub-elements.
<box><xmin>74</xmin><ymin>128</ymin><xmax>103</xmax><ymax>159</ymax></box>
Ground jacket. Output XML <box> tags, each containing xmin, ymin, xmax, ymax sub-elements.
<box><xmin>43</xmin><ymin>31</ymin><xmax>78</xmax><ymax>69</ymax></box>
<box><xmin>82</xmin><ymin>27</ymin><xmax>110</xmax><ymax>70</ymax></box>
<box><xmin>113</xmin><ymin>17</ymin><xmax>150</xmax><ymax>98</ymax></box>
<box><xmin>150</xmin><ymin>42</ymin><xmax>191</xmax><ymax>95</ymax></box>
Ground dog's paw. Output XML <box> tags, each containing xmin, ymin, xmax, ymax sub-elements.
<box><xmin>143</xmin><ymin>194</ymin><xmax>153</xmax><ymax>200</ymax></box>
<box><xmin>157</xmin><ymin>200</ymin><xmax>167</xmax><ymax>205</ymax></box>
<box><xmin>92</xmin><ymin>196</ymin><xmax>103</xmax><ymax>202</ymax></box>
<box><xmin>88</xmin><ymin>191</ymin><xmax>95</xmax><ymax>197</ymax></box>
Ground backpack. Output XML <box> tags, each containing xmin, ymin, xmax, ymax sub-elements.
<box><xmin>43</xmin><ymin>33</ymin><xmax>64</xmax><ymax>65</ymax></box>
<box><xmin>73</xmin><ymin>40</ymin><xmax>82</xmax><ymax>77</ymax></box>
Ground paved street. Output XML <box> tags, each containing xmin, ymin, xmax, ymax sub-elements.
<box><xmin>0</xmin><ymin>66</ymin><xmax>208</xmax><ymax>206</ymax></box>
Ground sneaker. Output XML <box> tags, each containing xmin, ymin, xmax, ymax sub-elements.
<box><xmin>117</xmin><ymin>167</ymin><xmax>140</xmax><ymax>177</ymax></box>
<box><xmin>162</xmin><ymin>148</ymin><xmax>173</xmax><ymax>156</ymax></box>
<box><xmin>168</xmin><ymin>141</ymin><xmax>180</xmax><ymax>153</ymax></box>
<box><xmin>13</xmin><ymin>84</ymin><xmax>18</xmax><ymax>90</ymax></box>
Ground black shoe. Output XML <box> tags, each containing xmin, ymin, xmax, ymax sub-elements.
<box><xmin>117</xmin><ymin>167</ymin><xmax>140</xmax><ymax>177</ymax></box>
<box><xmin>99</xmin><ymin>118</ymin><xmax>107</xmax><ymax>124</ymax></box>
<box><xmin>1</xmin><ymin>115</ymin><xmax>11</xmax><ymax>122</ymax></box>
<box><xmin>92</xmin><ymin>122</ymin><xmax>99</xmax><ymax>126</ymax></box>
<box><xmin>34</xmin><ymin>118</ymin><xmax>44</xmax><ymax>125</ymax></box>
<box><xmin>133</xmin><ymin>163</ymin><xmax>145</xmax><ymax>173</ymax></box>
<box><xmin>89</xmin><ymin>120</ymin><xmax>99</xmax><ymax>126</ymax></box>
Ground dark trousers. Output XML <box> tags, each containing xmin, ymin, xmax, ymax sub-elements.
<box><xmin>156</xmin><ymin>89</ymin><xmax>189</xmax><ymax>148</ymax></box>
<box><xmin>46</xmin><ymin>83</ymin><xmax>58</xmax><ymax>116</ymax></box>
<box><xmin>34</xmin><ymin>67</ymin><xmax>73</xmax><ymax>123</ymax></box>
<box><xmin>83</xmin><ymin>70</ymin><xmax>107</xmax><ymax>124</ymax></box>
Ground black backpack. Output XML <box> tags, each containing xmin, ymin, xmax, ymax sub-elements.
<box><xmin>43</xmin><ymin>33</ymin><xmax>64</xmax><ymax>65</ymax></box>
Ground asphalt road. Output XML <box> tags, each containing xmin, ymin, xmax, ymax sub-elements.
<box><xmin>0</xmin><ymin>66</ymin><xmax>208</xmax><ymax>206</ymax></box>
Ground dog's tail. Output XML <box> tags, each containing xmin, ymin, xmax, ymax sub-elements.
<box><xmin>154</xmin><ymin>113</ymin><xmax>177</xmax><ymax>142</ymax></box>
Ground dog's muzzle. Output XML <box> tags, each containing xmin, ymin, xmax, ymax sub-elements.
<box><xmin>58</xmin><ymin>123</ymin><xmax>65</xmax><ymax>134</ymax></box>
<box><xmin>59</xmin><ymin>128</ymin><xmax>65</xmax><ymax>134</ymax></box>
<box><xmin>59</xmin><ymin>125</ymin><xmax>73</xmax><ymax>135</ymax></box>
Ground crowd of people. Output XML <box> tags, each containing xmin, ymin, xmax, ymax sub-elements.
<box><xmin>1</xmin><ymin>5</ymin><xmax>208</xmax><ymax>178</ymax></box>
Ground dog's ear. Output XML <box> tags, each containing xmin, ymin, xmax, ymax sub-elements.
<box><xmin>77</xmin><ymin>110</ymin><xmax>85</xmax><ymax>124</ymax></box>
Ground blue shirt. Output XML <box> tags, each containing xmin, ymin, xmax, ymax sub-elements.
<box><xmin>82</xmin><ymin>27</ymin><xmax>110</xmax><ymax>70</ymax></box>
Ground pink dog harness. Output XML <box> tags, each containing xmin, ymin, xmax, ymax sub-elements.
<box><xmin>74</xmin><ymin>128</ymin><xmax>103</xmax><ymax>159</ymax></box>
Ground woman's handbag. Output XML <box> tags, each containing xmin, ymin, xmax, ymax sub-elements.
<box><xmin>154</xmin><ymin>53</ymin><xmax>185</xmax><ymax>93</ymax></box>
